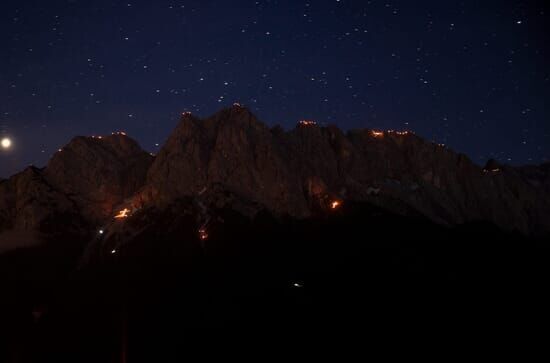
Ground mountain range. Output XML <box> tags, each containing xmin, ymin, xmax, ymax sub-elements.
<box><xmin>2</xmin><ymin>105</ymin><xmax>549</xmax><ymax>360</ymax></box>
<box><xmin>1</xmin><ymin>104</ymin><xmax>549</xmax><ymax>255</ymax></box>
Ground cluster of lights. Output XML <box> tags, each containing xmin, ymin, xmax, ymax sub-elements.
<box><xmin>182</xmin><ymin>111</ymin><xmax>192</xmax><ymax>116</ymax></box>
<box><xmin>233</xmin><ymin>102</ymin><xmax>243</xmax><ymax>107</ymax></box>
<box><xmin>298</xmin><ymin>120</ymin><xmax>317</xmax><ymax>126</ymax></box>
<box><xmin>91</xmin><ymin>131</ymin><xmax>127</xmax><ymax>139</ymax></box>
<box><xmin>371</xmin><ymin>130</ymin><xmax>413</xmax><ymax>138</ymax></box>
<box><xmin>483</xmin><ymin>168</ymin><xmax>501</xmax><ymax>173</ymax></box>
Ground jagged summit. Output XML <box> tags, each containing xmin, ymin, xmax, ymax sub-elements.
<box><xmin>143</xmin><ymin>107</ymin><xmax>550</xmax><ymax>235</ymax></box>
<box><xmin>49</xmin><ymin>132</ymin><xmax>149</xmax><ymax>163</ymax></box>
<box><xmin>45</xmin><ymin>132</ymin><xmax>154</xmax><ymax>223</ymax></box>
<box><xmin>0</xmin><ymin>132</ymin><xmax>153</xmax><ymax>242</ymax></box>
<box><xmin>1</xmin><ymin>106</ymin><xmax>549</xmax><ymax>254</ymax></box>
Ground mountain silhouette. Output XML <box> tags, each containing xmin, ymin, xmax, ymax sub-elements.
<box><xmin>1</xmin><ymin>105</ymin><xmax>549</xmax><ymax>254</ymax></box>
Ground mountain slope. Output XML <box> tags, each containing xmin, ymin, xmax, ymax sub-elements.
<box><xmin>139</xmin><ymin>105</ymin><xmax>550</xmax><ymax>235</ymax></box>
<box><xmin>0</xmin><ymin>105</ymin><xmax>549</xmax><ymax>256</ymax></box>
<box><xmin>45</xmin><ymin>133</ymin><xmax>154</xmax><ymax>223</ymax></box>
<box><xmin>0</xmin><ymin>133</ymin><xmax>153</xmax><ymax>252</ymax></box>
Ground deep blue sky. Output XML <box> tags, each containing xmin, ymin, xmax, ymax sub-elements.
<box><xmin>1</xmin><ymin>0</ymin><xmax>549</xmax><ymax>177</ymax></box>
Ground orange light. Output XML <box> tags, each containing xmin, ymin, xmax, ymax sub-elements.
<box><xmin>298</xmin><ymin>120</ymin><xmax>317</xmax><ymax>126</ymax></box>
<box><xmin>371</xmin><ymin>131</ymin><xmax>384</xmax><ymax>137</ymax></box>
<box><xmin>114</xmin><ymin>208</ymin><xmax>130</xmax><ymax>219</ymax></box>
<box><xmin>330</xmin><ymin>200</ymin><xmax>341</xmax><ymax>210</ymax></box>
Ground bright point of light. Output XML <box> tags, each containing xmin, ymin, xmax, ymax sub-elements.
<box><xmin>1</xmin><ymin>138</ymin><xmax>12</xmax><ymax>149</ymax></box>
<box><xmin>99</xmin><ymin>229</ymin><xmax>104</xmax><ymax>234</ymax></box>
<box><xmin>111</xmin><ymin>249</ymin><xmax>116</xmax><ymax>254</ymax></box>
<box><xmin>198</xmin><ymin>228</ymin><xmax>209</xmax><ymax>241</ymax></box>
<box><xmin>293</xmin><ymin>282</ymin><xmax>303</xmax><ymax>288</ymax></box>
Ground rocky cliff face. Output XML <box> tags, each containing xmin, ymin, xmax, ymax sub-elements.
<box><xmin>142</xmin><ymin>107</ymin><xmax>309</xmax><ymax>217</ymax></box>
<box><xmin>0</xmin><ymin>134</ymin><xmax>153</xmax><ymax>244</ymax></box>
<box><xmin>0</xmin><ymin>166</ymin><xmax>75</xmax><ymax>231</ymax></box>
<box><xmin>142</xmin><ymin>105</ymin><xmax>550</xmax><ymax>235</ymax></box>
<box><xmin>1</xmin><ymin>105</ymin><xmax>549</xmax><ymax>254</ymax></box>
<box><xmin>45</xmin><ymin>133</ymin><xmax>154</xmax><ymax>223</ymax></box>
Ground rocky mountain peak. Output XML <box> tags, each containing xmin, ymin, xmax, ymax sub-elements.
<box><xmin>44</xmin><ymin>133</ymin><xmax>154</xmax><ymax>223</ymax></box>
<box><xmin>1</xmin><ymin>107</ymin><xmax>549</xmax><ymax>256</ymax></box>
<box><xmin>0</xmin><ymin>132</ymin><xmax>153</xmax><ymax>246</ymax></box>
<box><xmin>142</xmin><ymin>109</ymin><xmax>550</xmax><ymax>235</ymax></box>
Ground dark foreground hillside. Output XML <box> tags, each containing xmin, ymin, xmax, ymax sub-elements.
<box><xmin>1</xmin><ymin>201</ymin><xmax>548</xmax><ymax>361</ymax></box>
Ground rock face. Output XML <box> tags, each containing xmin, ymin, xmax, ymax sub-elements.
<box><xmin>142</xmin><ymin>107</ymin><xmax>309</xmax><ymax>216</ymax></box>
<box><xmin>142</xmin><ymin>105</ymin><xmax>550</xmax><ymax>235</ymax></box>
<box><xmin>1</xmin><ymin>105</ymin><xmax>549</xmax><ymax>254</ymax></box>
<box><xmin>515</xmin><ymin>162</ymin><xmax>550</xmax><ymax>195</ymax></box>
<box><xmin>0</xmin><ymin>134</ymin><xmax>154</xmax><ymax>248</ymax></box>
<box><xmin>45</xmin><ymin>134</ymin><xmax>154</xmax><ymax>223</ymax></box>
<box><xmin>0</xmin><ymin>167</ymin><xmax>76</xmax><ymax>231</ymax></box>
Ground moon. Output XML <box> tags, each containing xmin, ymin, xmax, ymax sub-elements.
<box><xmin>1</xmin><ymin>137</ymin><xmax>12</xmax><ymax>149</ymax></box>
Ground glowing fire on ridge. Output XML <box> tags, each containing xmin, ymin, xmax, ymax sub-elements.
<box><xmin>114</xmin><ymin>208</ymin><xmax>130</xmax><ymax>219</ymax></box>
<box><xmin>371</xmin><ymin>131</ymin><xmax>384</xmax><ymax>137</ymax></box>
<box><xmin>330</xmin><ymin>200</ymin><xmax>341</xmax><ymax>210</ymax></box>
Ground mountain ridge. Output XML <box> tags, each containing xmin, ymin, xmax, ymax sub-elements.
<box><xmin>1</xmin><ymin>105</ymin><xmax>549</xmax><ymax>253</ymax></box>
<box><xmin>139</xmin><ymin>104</ymin><xmax>549</xmax><ymax>234</ymax></box>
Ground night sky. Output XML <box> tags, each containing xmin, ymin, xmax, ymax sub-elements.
<box><xmin>1</xmin><ymin>0</ymin><xmax>549</xmax><ymax>178</ymax></box>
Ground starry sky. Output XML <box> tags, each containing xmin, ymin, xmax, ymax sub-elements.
<box><xmin>1</xmin><ymin>0</ymin><xmax>549</xmax><ymax>178</ymax></box>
